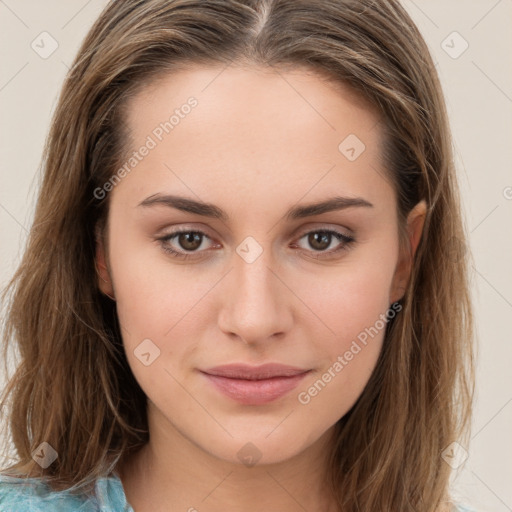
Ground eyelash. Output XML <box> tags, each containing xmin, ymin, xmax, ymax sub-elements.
<box><xmin>157</xmin><ymin>228</ymin><xmax>355</xmax><ymax>261</ymax></box>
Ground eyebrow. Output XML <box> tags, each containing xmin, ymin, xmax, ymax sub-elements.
<box><xmin>138</xmin><ymin>193</ymin><xmax>374</xmax><ymax>221</ymax></box>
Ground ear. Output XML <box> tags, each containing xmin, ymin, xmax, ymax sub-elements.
<box><xmin>389</xmin><ymin>199</ymin><xmax>427</xmax><ymax>304</ymax></box>
<box><xmin>95</xmin><ymin>224</ymin><xmax>116</xmax><ymax>300</ymax></box>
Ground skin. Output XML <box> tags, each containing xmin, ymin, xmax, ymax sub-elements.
<box><xmin>95</xmin><ymin>64</ymin><xmax>426</xmax><ymax>511</ymax></box>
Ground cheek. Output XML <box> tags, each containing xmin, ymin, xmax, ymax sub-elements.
<box><xmin>107</xmin><ymin>221</ymin><xmax>223</xmax><ymax>403</ymax></box>
<box><xmin>296</xmin><ymin>242</ymin><xmax>397</xmax><ymax>344</ymax></box>
<box><xmin>108</xmin><ymin>215</ymin><xmax>206</xmax><ymax>334</ymax></box>
<box><xmin>293</xmin><ymin>250</ymin><xmax>397</xmax><ymax>414</ymax></box>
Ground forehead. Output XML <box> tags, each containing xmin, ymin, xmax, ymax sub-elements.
<box><xmin>125</xmin><ymin>63</ymin><xmax>380</xmax><ymax>140</ymax></box>
<box><xmin>116</xmin><ymin>64</ymin><xmax>392</xmax><ymax>213</ymax></box>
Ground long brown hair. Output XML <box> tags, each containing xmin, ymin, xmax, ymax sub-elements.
<box><xmin>1</xmin><ymin>0</ymin><xmax>475</xmax><ymax>510</ymax></box>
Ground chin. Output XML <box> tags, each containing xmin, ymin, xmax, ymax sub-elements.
<box><xmin>200</xmin><ymin>428</ymin><xmax>319</xmax><ymax>468</ymax></box>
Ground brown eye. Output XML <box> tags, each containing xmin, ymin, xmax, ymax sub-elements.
<box><xmin>176</xmin><ymin>232</ymin><xmax>203</xmax><ymax>251</ymax></box>
<box><xmin>307</xmin><ymin>231</ymin><xmax>332</xmax><ymax>251</ymax></box>
<box><xmin>158</xmin><ymin>229</ymin><xmax>214</xmax><ymax>260</ymax></box>
<box><xmin>293</xmin><ymin>228</ymin><xmax>355</xmax><ymax>259</ymax></box>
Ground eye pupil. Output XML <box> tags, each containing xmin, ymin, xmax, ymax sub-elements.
<box><xmin>309</xmin><ymin>231</ymin><xmax>331</xmax><ymax>251</ymax></box>
<box><xmin>178</xmin><ymin>232</ymin><xmax>202</xmax><ymax>251</ymax></box>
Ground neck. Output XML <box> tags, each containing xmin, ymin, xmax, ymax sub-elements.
<box><xmin>118</xmin><ymin>405</ymin><xmax>339</xmax><ymax>512</ymax></box>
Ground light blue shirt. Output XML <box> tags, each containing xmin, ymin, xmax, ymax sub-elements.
<box><xmin>0</xmin><ymin>472</ymin><xmax>133</xmax><ymax>511</ymax></box>
<box><xmin>0</xmin><ymin>472</ymin><xmax>478</xmax><ymax>511</ymax></box>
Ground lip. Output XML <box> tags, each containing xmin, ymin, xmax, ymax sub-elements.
<box><xmin>200</xmin><ymin>363</ymin><xmax>311</xmax><ymax>405</ymax></box>
<box><xmin>202</xmin><ymin>363</ymin><xmax>310</xmax><ymax>379</ymax></box>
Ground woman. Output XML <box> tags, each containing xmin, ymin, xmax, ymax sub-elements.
<box><xmin>0</xmin><ymin>0</ymin><xmax>475</xmax><ymax>510</ymax></box>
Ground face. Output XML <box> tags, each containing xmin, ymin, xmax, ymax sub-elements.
<box><xmin>96</xmin><ymin>64</ymin><xmax>425</xmax><ymax>467</ymax></box>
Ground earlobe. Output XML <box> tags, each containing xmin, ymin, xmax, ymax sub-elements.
<box><xmin>95</xmin><ymin>227</ymin><xmax>116</xmax><ymax>301</ymax></box>
<box><xmin>389</xmin><ymin>199</ymin><xmax>427</xmax><ymax>304</ymax></box>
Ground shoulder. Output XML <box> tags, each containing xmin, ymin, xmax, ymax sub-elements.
<box><xmin>0</xmin><ymin>474</ymin><xmax>95</xmax><ymax>511</ymax></box>
<box><xmin>0</xmin><ymin>472</ymin><xmax>133</xmax><ymax>512</ymax></box>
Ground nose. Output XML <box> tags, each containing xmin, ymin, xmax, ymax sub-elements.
<box><xmin>217</xmin><ymin>246</ymin><xmax>293</xmax><ymax>346</ymax></box>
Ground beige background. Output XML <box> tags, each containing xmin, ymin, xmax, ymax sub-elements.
<box><xmin>1</xmin><ymin>1</ymin><xmax>511</xmax><ymax>510</ymax></box>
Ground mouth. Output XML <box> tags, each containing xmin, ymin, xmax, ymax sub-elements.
<box><xmin>200</xmin><ymin>363</ymin><xmax>311</xmax><ymax>405</ymax></box>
